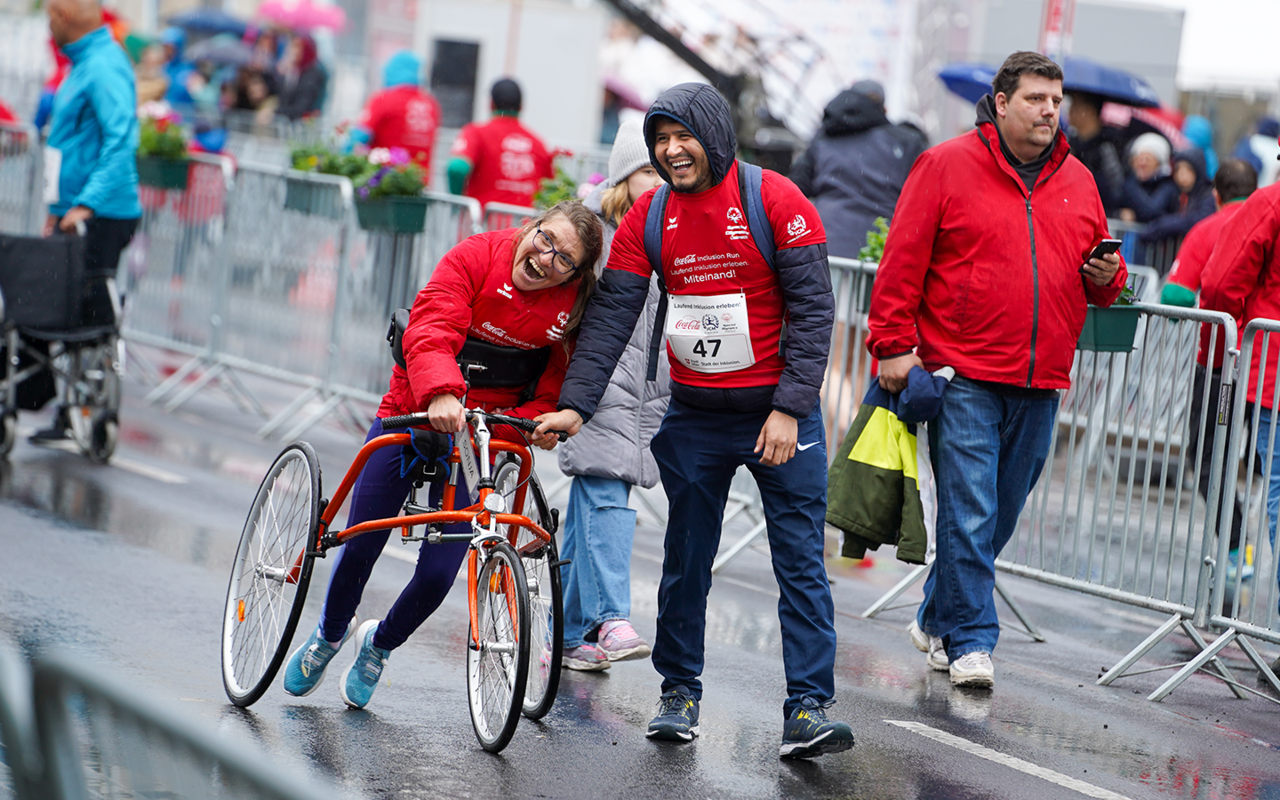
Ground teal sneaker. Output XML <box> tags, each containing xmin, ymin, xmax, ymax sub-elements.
<box><xmin>1225</xmin><ymin>549</ymin><xmax>1254</xmax><ymax>583</ymax></box>
<box><xmin>341</xmin><ymin>619</ymin><xmax>390</xmax><ymax>709</ymax></box>
<box><xmin>282</xmin><ymin>620</ymin><xmax>355</xmax><ymax>697</ymax></box>
<box><xmin>779</xmin><ymin>698</ymin><xmax>855</xmax><ymax>759</ymax></box>
<box><xmin>646</xmin><ymin>687</ymin><xmax>699</xmax><ymax>742</ymax></box>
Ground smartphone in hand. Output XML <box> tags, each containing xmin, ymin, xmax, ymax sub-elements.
<box><xmin>1080</xmin><ymin>238</ymin><xmax>1123</xmax><ymax>274</ymax></box>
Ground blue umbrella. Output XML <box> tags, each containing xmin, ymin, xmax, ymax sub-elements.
<box><xmin>939</xmin><ymin>57</ymin><xmax>1159</xmax><ymax>109</ymax></box>
<box><xmin>167</xmin><ymin>9</ymin><xmax>248</xmax><ymax>37</ymax></box>
<box><xmin>1062</xmin><ymin>56</ymin><xmax>1160</xmax><ymax>108</ymax></box>
<box><xmin>937</xmin><ymin>63</ymin><xmax>996</xmax><ymax>105</ymax></box>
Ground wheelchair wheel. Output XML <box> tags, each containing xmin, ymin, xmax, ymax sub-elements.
<box><xmin>85</xmin><ymin>412</ymin><xmax>117</xmax><ymax>464</ymax></box>
<box><xmin>466</xmin><ymin>541</ymin><xmax>530</xmax><ymax>753</ymax></box>
<box><xmin>0</xmin><ymin>412</ymin><xmax>15</xmax><ymax>459</ymax></box>
<box><xmin>221</xmin><ymin>442</ymin><xmax>322</xmax><ymax>707</ymax></box>
<box><xmin>69</xmin><ymin>341</ymin><xmax>122</xmax><ymax>464</ymax></box>
<box><xmin>495</xmin><ymin>462</ymin><xmax>563</xmax><ymax>720</ymax></box>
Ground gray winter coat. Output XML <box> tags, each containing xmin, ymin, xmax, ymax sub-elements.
<box><xmin>557</xmin><ymin>185</ymin><xmax>671</xmax><ymax>488</ymax></box>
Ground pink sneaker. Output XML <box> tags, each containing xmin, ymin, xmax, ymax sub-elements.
<box><xmin>597</xmin><ymin>620</ymin><xmax>651</xmax><ymax>661</ymax></box>
<box><xmin>562</xmin><ymin>643</ymin><xmax>611</xmax><ymax>671</ymax></box>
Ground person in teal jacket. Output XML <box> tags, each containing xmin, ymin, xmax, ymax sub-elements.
<box><xmin>32</xmin><ymin>0</ymin><xmax>141</xmax><ymax>444</ymax></box>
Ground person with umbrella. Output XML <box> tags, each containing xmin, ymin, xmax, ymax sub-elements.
<box><xmin>276</xmin><ymin>33</ymin><xmax>326</xmax><ymax>122</ymax></box>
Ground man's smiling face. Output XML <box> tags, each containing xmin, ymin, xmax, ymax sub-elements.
<box><xmin>653</xmin><ymin>117</ymin><xmax>712</xmax><ymax>194</ymax></box>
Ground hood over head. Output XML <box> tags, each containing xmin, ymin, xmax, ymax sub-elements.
<box><xmin>383</xmin><ymin>50</ymin><xmax>420</xmax><ymax>89</ymax></box>
<box><xmin>1182</xmin><ymin>115</ymin><xmax>1213</xmax><ymax>151</ymax></box>
<box><xmin>820</xmin><ymin>83</ymin><xmax>889</xmax><ymax>136</ymax></box>
<box><xmin>1173</xmin><ymin>148</ymin><xmax>1210</xmax><ymax>187</ymax></box>
<box><xmin>643</xmin><ymin>83</ymin><xmax>736</xmax><ymax>189</ymax></box>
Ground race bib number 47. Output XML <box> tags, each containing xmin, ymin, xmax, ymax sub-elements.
<box><xmin>666</xmin><ymin>292</ymin><xmax>755</xmax><ymax>374</ymax></box>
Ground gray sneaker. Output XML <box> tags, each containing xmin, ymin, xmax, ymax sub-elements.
<box><xmin>908</xmin><ymin>620</ymin><xmax>948</xmax><ymax>672</ymax></box>
<box><xmin>949</xmin><ymin>651</ymin><xmax>994</xmax><ymax>688</ymax></box>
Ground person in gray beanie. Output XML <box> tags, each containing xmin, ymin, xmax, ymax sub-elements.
<box><xmin>556</xmin><ymin>116</ymin><xmax>668</xmax><ymax>670</ymax></box>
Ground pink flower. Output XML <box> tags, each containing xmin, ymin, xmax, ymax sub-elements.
<box><xmin>368</xmin><ymin>147</ymin><xmax>391</xmax><ymax>165</ymax></box>
<box><xmin>388</xmin><ymin>147</ymin><xmax>410</xmax><ymax>165</ymax></box>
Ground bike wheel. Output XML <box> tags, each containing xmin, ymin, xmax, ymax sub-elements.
<box><xmin>221</xmin><ymin>442</ymin><xmax>321</xmax><ymax>707</ymax></box>
<box><xmin>466</xmin><ymin>541</ymin><xmax>530</xmax><ymax>753</ymax></box>
<box><xmin>512</xmin><ymin>471</ymin><xmax>563</xmax><ymax>719</ymax></box>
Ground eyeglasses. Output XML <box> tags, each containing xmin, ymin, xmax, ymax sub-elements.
<box><xmin>532</xmin><ymin>228</ymin><xmax>580</xmax><ymax>274</ymax></box>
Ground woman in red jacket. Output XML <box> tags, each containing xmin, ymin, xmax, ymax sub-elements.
<box><xmin>282</xmin><ymin>200</ymin><xmax>602</xmax><ymax>709</ymax></box>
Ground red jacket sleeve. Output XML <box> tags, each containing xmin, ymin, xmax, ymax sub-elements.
<box><xmin>866</xmin><ymin>150</ymin><xmax>941</xmax><ymax>358</ymax></box>
<box><xmin>402</xmin><ymin>237</ymin><xmax>487</xmax><ymax>406</ymax></box>
<box><xmin>1202</xmin><ymin>194</ymin><xmax>1277</xmax><ymax>322</ymax></box>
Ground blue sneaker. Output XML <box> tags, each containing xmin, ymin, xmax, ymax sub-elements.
<box><xmin>282</xmin><ymin>620</ymin><xmax>355</xmax><ymax>697</ymax></box>
<box><xmin>341</xmin><ymin>619</ymin><xmax>390</xmax><ymax>709</ymax></box>
<box><xmin>779</xmin><ymin>697</ymin><xmax>855</xmax><ymax>759</ymax></box>
<box><xmin>646</xmin><ymin>687</ymin><xmax>699</xmax><ymax>742</ymax></box>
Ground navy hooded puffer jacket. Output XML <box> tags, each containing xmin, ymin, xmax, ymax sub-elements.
<box><xmin>556</xmin><ymin>82</ymin><xmax>834</xmax><ymax>422</ymax></box>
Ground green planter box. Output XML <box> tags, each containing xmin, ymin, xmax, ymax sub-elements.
<box><xmin>285</xmin><ymin>177</ymin><xmax>341</xmax><ymax>218</ymax></box>
<box><xmin>1078</xmin><ymin>304</ymin><xmax>1143</xmax><ymax>352</ymax></box>
<box><xmin>136</xmin><ymin>156</ymin><xmax>189</xmax><ymax>190</ymax></box>
<box><xmin>355</xmin><ymin>196</ymin><xmax>428</xmax><ymax>233</ymax></box>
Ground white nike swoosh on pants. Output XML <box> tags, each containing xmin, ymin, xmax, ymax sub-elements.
<box><xmin>796</xmin><ymin>442</ymin><xmax>820</xmax><ymax>451</ymax></box>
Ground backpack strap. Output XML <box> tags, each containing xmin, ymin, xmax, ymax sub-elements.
<box><xmin>736</xmin><ymin>160</ymin><xmax>775</xmax><ymax>268</ymax></box>
<box><xmin>737</xmin><ymin>160</ymin><xmax>787</xmax><ymax>356</ymax></box>
<box><xmin>643</xmin><ymin>185</ymin><xmax>671</xmax><ymax>382</ymax></box>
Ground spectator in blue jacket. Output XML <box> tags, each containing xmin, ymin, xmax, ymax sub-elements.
<box><xmin>32</xmin><ymin>0</ymin><xmax>141</xmax><ymax>444</ymax></box>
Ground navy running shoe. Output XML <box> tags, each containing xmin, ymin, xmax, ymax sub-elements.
<box><xmin>779</xmin><ymin>697</ymin><xmax>855</xmax><ymax>759</ymax></box>
<box><xmin>646</xmin><ymin>687</ymin><xmax>699</xmax><ymax>742</ymax></box>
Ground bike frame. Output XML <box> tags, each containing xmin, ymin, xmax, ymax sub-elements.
<box><xmin>309</xmin><ymin>411</ymin><xmax>553</xmax><ymax>649</ymax></box>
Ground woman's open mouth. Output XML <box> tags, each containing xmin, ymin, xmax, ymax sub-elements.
<box><xmin>522</xmin><ymin>257</ymin><xmax>547</xmax><ymax>281</ymax></box>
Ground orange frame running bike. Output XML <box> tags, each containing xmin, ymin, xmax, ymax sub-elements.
<box><xmin>220</xmin><ymin>409</ymin><xmax>565</xmax><ymax>753</ymax></box>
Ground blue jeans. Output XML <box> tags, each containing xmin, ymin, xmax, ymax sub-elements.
<box><xmin>650</xmin><ymin>399</ymin><xmax>836</xmax><ymax>717</ymax></box>
<box><xmin>561</xmin><ymin>475</ymin><xmax>637</xmax><ymax>648</ymax></box>
<box><xmin>917</xmin><ymin>378</ymin><xmax>1058</xmax><ymax>660</ymax></box>
<box><xmin>1250</xmin><ymin>407</ymin><xmax>1280</xmax><ymax>600</ymax></box>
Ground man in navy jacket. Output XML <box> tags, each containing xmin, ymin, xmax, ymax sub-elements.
<box><xmin>537</xmin><ymin>84</ymin><xmax>854</xmax><ymax>760</ymax></box>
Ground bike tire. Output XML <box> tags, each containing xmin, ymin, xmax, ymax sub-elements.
<box><xmin>221</xmin><ymin>441</ymin><xmax>321</xmax><ymax>707</ymax></box>
<box><xmin>494</xmin><ymin>460</ymin><xmax>564</xmax><ymax>719</ymax></box>
<box><xmin>466</xmin><ymin>540</ymin><xmax>530</xmax><ymax>753</ymax></box>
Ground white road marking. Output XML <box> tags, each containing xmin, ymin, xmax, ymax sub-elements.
<box><xmin>382</xmin><ymin>543</ymin><xmax>417</xmax><ymax>565</ymax></box>
<box><xmin>886</xmin><ymin>720</ymin><xmax>1133</xmax><ymax>800</ymax></box>
<box><xmin>112</xmin><ymin>457</ymin><xmax>189</xmax><ymax>485</ymax></box>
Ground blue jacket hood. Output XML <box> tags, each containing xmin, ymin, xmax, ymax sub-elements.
<box><xmin>643</xmin><ymin>83</ymin><xmax>736</xmax><ymax>189</ymax></box>
<box><xmin>383</xmin><ymin>50</ymin><xmax>420</xmax><ymax>88</ymax></box>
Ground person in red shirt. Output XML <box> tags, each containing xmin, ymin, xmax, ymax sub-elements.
<box><xmin>536</xmin><ymin>84</ymin><xmax>854</xmax><ymax>759</ymax></box>
<box><xmin>1159</xmin><ymin>158</ymin><xmax>1258</xmax><ymax>581</ymax></box>
<box><xmin>349</xmin><ymin>50</ymin><xmax>442</xmax><ymax>178</ymax></box>
<box><xmin>280</xmin><ymin>201</ymin><xmax>602</xmax><ymax>710</ymax></box>
<box><xmin>447</xmin><ymin>78</ymin><xmax>554</xmax><ymax>208</ymax></box>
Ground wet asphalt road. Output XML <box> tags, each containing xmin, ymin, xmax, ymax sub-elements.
<box><xmin>2</xmin><ymin>351</ymin><xmax>1279</xmax><ymax>800</ymax></box>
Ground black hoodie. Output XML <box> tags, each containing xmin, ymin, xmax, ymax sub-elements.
<box><xmin>790</xmin><ymin>88</ymin><xmax>928</xmax><ymax>258</ymax></box>
<box><xmin>558</xmin><ymin>83</ymin><xmax>835</xmax><ymax>421</ymax></box>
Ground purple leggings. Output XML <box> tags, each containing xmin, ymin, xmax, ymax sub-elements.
<box><xmin>318</xmin><ymin>418</ymin><xmax>470</xmax><ymax>651</ymax></box>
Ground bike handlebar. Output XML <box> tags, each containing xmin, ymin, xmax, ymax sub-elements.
<box><xmin>380</xmin><ymin>410</ymin><xmax>568</xmax><ymax>442</ymax></box>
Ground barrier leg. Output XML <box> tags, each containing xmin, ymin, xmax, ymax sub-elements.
<box><xmin>711</xmin><ymin>519</ymin><xmax>768</xmax><ymax>574</ymax></box>
<box><xmin>256</xmin><ymin>384</ymin><xmax>323</xmax><ymax>439</ymax></box>
<box><xmin>1179</xmin><ymin>620</ymin><xmax>1249</xmax><ymax>700</ymax></box>
<box><xmin>1234</xmin><ymin>636</ymin><xmax>1280</xmax><ymax>699</ymax></box>
<box><xmin>215</xmin><ymin>366</ymin><xmax>268</xmax><ymax>417</ymax></box>
<box><xmin>160</xmin><ymin>361</ymin><xmax>227</xmax><ymax>412</ymax></box>
<box><xmin>862</xmin><ymin>564</ymin><xmax>929</xmax><ymax>618</ymax></box>
<box><xmin>142</xmin><ymin>353</ymin><xmax>206</xmax><ymax>404</ymax></box>
<box><xmin>1098</xmin><ymin>612</ymin><xmax>1182</xmax><ymax>686</ymax></box>
<box><xmin>279</xmin><ymin>391</ymin><xmax>345</xmax><ymax>441</ymax></box>
<box><xmin>994</xmin><ymin>577</ymin><xmax>1045</xmax><ymax>642</ymax></box>
<box><xmin>1148</xmin><ymin>627</ymin><xmax>1238</xmax><ymax>702</ymax></box>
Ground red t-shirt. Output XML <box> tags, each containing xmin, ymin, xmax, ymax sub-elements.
<box><xmin>359</xmin><ymin>86</ymin><xmax>442</xmax><ymax>178</ymax></box>
<box><xmin>607</xmin><ymin>161</ymin><xmax>826</xmax><ymax>390</ymax></box>
<box><xmin>378</xmin><ymin>229</ymin><xmax>578</xmax><ymax>429</ymax></box>
<box><xmin>1168</xmin><ymin>201</ymin><xmax>1247</xmax><ymax>293</ymax></box>
<box><xmin>450</xmin><ymin>117</ymin><xmax>554</xmax><ymax>209</ymax></box>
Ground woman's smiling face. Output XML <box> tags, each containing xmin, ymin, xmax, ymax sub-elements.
<box><xmin>510</xmin><ymin>214</ymin><xmax>584</xmax><ymax>292</ymax></box>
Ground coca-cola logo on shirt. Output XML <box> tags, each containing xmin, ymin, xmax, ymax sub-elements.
<box><xmin>406</xmin><ymin>100</ymin><xmax>435</xmax><ymax>132</ymax></box>
<box><xmin>500</xmin><ymin>134</ymin><xmax>536</xmax><ymax>179</ymax></box>
<box><xmin>674</xmin><ymin>316</ymin><xmax>701</xmax><ymax>331</ymax></box>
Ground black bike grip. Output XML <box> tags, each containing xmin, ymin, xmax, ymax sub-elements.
<box><xmin>380</xmin><ymin>412</ymin><xmax>429</xmax><ymax>429</ymax></box>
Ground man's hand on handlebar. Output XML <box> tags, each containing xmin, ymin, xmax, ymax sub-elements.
<box><xmin>427</xmin><ymin>393</ymin><xmax>466</xmax><ymax>433</ymax></box>
<box><xmin>532</xmin><ymin>409</ymin><xmax>583</xmax><ymax>446</ymax></box>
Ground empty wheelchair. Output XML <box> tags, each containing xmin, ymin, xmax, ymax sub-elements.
<box><xmin>0</xmin><ymin>232</ymin><xmax>123</xmax><ymax>462</ymax></box>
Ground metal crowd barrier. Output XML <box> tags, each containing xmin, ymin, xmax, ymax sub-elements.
<box><xmin>482</xmin><ymin>202</ymin><xmax>537</xmax><ymax>233</ymax></box>
<box><xmin>1167</xmin><ymin>318</ymin><xmax>1280</xmax><ymax>702</ymax></box>
<box><xmin>0</xmin><ymin>120</ymin><xmax>41</xmax><ymax>236</ymax></box>
<box><xmin>1110</xmin><ymin>217</ymin><xmax>1182</xmax><ymax>278</ymax></box>
<box><xmin>121</xmin><ymin>158</ymin><xmax>483</xmax><ymax>441</ymax></box>
<box><xmin>0</xmin><ymin>637</ymin><xmax>352</xmax><ymax>800</ymax></box>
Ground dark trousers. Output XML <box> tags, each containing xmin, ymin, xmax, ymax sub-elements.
<box><xmin>1188</xmin><ymin>365</ymin><xmax>1244</xmax><ymax>552</ymax></box>
<box><xmin>79</xmin><ymin>216</ymin><xmax>138</xmax><ymax>328</ymax></box>
<box><xmin>649</xmin><ymin>399</ymin><xmax>837</xmax><ymax>718</ymax></box>
<box><xmin>319</xmin><ymin>418</ymin><xmax>471</xmax><ymax>651</ymax></box>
